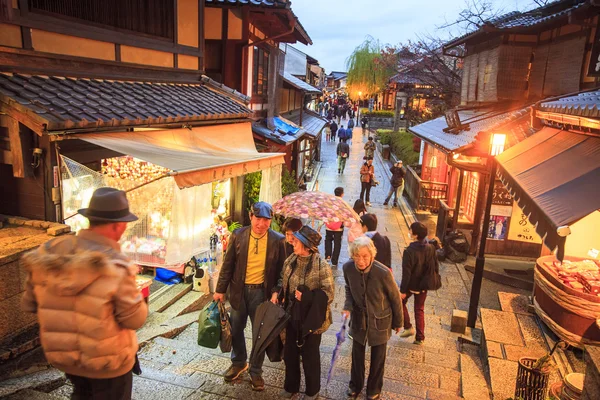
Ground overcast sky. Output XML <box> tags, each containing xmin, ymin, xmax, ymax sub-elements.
<box><xmin>290</xmin><ymin>0</ymin><xmax>536</xmax><ymax>73</ymax></box>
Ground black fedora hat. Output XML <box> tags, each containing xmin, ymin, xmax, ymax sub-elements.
<box><xmin>78</xmin><ymin>187</ymin><xmax>138</xmax><ymax>223</ymax></box>
<box><xmin>293</xmin><ymin>226</ymin><xmax>322</xmax><ymax>253</ymax></box>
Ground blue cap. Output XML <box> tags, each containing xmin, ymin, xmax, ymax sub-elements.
<box><xmin>251</xmin><ymin>201</ymin><xmax>273</xmax><ymax>219</ymax></box>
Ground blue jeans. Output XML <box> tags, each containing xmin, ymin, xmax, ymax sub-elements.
<box><xmin>230</xmin><ymin>285</ymin><xmax>266</xmax><ymax>376</ymax></box>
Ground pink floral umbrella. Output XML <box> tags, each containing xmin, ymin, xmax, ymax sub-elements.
<box><xmin>272</xmin><ymin>191</ymin><xmax>360</xmax><ymax>226</ymax></box>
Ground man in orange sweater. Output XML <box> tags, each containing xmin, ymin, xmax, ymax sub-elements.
<box><xmin>22</xmin><ymin>187</ymin><xmax>148</xmax><ymax>400</ymax></box>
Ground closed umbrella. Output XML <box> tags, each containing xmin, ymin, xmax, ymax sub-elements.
<box><xmin>249</xmin><ymin>301</ymin><xmax>290</xmax><ymax>366</ymax></box>
<box><xmin>326</xmin><ymin>315</ymin><xmax>348</xmax><ymax>386</ymax></box>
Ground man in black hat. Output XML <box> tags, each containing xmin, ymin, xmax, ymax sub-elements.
<box><xmin>21</xmin><ymin>187</ymin><xmax>147</xmax><ymax>400</ymax></box>
<box><xmin>214</xmin><ymin>201</ymin><xmax>287</xmax><ymax>391</ymax></box>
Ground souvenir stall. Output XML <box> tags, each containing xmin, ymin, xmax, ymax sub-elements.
<box><xmin>59</xmin><ymin>122</ymin><xmax>284</xmax><ymax>294</ymax></box>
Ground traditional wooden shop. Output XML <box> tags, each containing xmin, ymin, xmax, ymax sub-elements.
<box><xmin>0</xmin><ymin>73</ymin><xmax>284</xmax><ymax>269</ymax></box>
<box><xmin>494</xmin><ymin>91</ymin><xmax>600</xmax><ymax>347</ymax></box>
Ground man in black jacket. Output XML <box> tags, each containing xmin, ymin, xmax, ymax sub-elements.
<box><xmin>383</xmin><ymin>161</ymin><xmax>405</xmax><ymax>207</ymax></box>
<box><xmin>336</xmin><ymin>139</ymin><xmax>350</xmax><ymax>174</ymax></box>
<box><xmin>330</xmin><ymin>120</ymin><xmax>339</xmax><ymax>142</ymax></box>
<box><xmin>214</xmin><ymin>202</ymin><xmax>286</xmax><ymax>390</ymax></box>
<box><xmin>360</xmin><ymin>214</ymin><xmax>392</xmax><ymax>270</ymax></box>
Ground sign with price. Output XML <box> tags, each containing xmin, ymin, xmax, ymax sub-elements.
<box><xmin>508</xmin><ymin>203</ymin><xmax>542</xmax><ymax>244</ymax></box>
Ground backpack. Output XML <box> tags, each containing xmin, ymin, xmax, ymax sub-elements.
<box><xmin>197</xmin><ymin>301</ymin><xmax>221</xmax><ymax>349</ymax></box>
<box><xmin>325</xmin><ymin>221</ymin><xmax>343</xmax><ymax>230</ymax></box>
<box><xmin>420</xmin><ymin>244</ymin><xmax>442</xmax><ymax>291</ymax></box>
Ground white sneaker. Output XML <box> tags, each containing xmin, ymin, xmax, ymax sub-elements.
<box><xmin>400</xmin><ymin>327</ymin><xmax>415</xmax><ymax>338</ymax></box>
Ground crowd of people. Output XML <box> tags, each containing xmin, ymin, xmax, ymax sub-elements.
<box><xmin>19</xmin><ymin>113</ymin><xmax>437</xmax><ymax>400</ymax></box>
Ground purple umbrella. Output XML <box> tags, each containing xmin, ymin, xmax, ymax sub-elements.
<box><xmin>326</xmin><ymin>315</ymin><xmax>348</xmax><ymax>386</ymax></box>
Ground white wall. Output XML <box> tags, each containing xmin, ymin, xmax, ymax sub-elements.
<box><xmin>280</xmin><ymin>43</ymin><xmax>308</xmax><ymax>77</ymax></box>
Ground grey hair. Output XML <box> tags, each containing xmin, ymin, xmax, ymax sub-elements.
<box><xmin>349</xmin><ymin>236</ymin><xmax>377</xmax><ymax>259</ymax></box>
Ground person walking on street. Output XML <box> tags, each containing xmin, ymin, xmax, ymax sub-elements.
<box><xmin>364</xmin><ymin>137</ymin><xmax>376</xmax><ymax>159</ymax></box>
<box><xmin>384</xmin><ymin>161</ymin><xmax>405</xmax><ymax>207</ymax></box>
<box><xmin>343</xmin><ymin>237</ymin><xmax>403</xmax><ymax>400</ymax></box>
<box><xmin>399</xmin><ymin>222</ymin><xmax>438</xmax><ymax>345</ymax></box>
<box><xmin>214</xmin><ymin>202</ymin><xmax>287</xmax><ymax>390</ymax></box>
<box><xmin>325</xmin><ymin>187</ymin><xmax>345</xmax><ymax>266</ymax></box>
<box><xmin>360</xmin><ymin>214</ymin><xmax>392</xmax><ymax>269</ymax></box>
<box><xmin>337</xmin><ymin>125</ymin><xmax>347</xmax><ymax>143</ymax></box>
<box><xmin>330</xmin><ymin>120</ymin><xmax>338</xmax><ymax>142</ymax></box>
<box><xmin>347</xmin><ymin>118</ymin><xmax>354</xmax><ymax>145</ymax></box>
<box><xmin>353</xmin><ymin>199</ymin><xmax>367</xmax><ymax>217</ymax></box>
<box><xmin>324</xmin><ymin>122</ymin><xmax>332</xmax><ymax>142</ymax></box>
<box><xmin>318</xmin><ymin>101</ymin><xmax>324</xmax><ymax>117</ymax></box>
<box><xmin>337</xmin><ymin>139</ymin><xmax>350</xmax><ymax>174</ymax></box>
<box><xmin>272</xmin><ymin>226</ymin><xmax>334</xmax><ymax>400</ymax></box>
<box><xmin>359</xmin><ymin>157</ymin><xmax>375</xmax><ymax>206</ymax></box>
<box><xmin>21</xmin><ymin>187</ymin><xmax>148</xmax><ymax>400</ymax></box>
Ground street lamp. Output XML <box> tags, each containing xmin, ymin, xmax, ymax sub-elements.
<box><xmin>467</xmin><ymin>133</ymin><xmax>507</xmax><ymax>328</ymax></box>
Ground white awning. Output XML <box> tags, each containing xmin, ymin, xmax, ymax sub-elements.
<box><xmin>73</xmin><ymin>122</ymin><xmax>285</xmax><ymax>189</ymax></box>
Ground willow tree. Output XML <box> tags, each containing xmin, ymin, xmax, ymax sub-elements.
<box><xmin>346</xmin><ymin>37</ymin><xmax>394</xmax><ymax>99</ymax></box>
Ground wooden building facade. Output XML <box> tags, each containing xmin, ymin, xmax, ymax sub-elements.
<box><xmin>408</xmin><ymin>0</ymin><xmax>600</xmax><ymax>257</ymax></box>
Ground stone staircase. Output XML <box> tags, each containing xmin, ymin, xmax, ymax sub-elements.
<box><xmin>481</xmin><ymin>292</ymin><xmax>563</xmax><ymax>399</ymax></box>
<box><xmin>0</xmin><ymin>284</ymin><xmax>211</xmax><ymax>399</ymax></box>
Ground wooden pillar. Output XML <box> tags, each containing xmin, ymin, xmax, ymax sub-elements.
<box><xmin>0</xmin><ymin>116</ymin><xmax>32</xmax><ymax>178</ymax></box>
<box><xmin>452</xmin><ymin>169</ymin><xmax>465</xmax><ymax>229</ymax></box>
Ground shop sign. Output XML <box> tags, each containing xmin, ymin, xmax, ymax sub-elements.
<box><xmin>492</xmin><ymin>181</ymin><xmax>512</xmax><ymax>206</ymax></box>
<box><xmin>508</xmin><ymin>203</ymin><xmax>542</xmax><ymax>244</ymax></box>
<box><xmin>588</xmin><ymin>18</ymin><xmax>600</xmax><ymax>77</ymax></box>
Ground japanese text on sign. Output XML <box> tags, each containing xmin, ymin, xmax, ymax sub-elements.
<box><xmin>492</xmin><ymin>181</ymin><xmax>512</xmax><ymax>206</ymax></box>
<box><xmin>508</xmin><ymin>203</ymin><xmax>542</xmax><ymax>244</ymax></box>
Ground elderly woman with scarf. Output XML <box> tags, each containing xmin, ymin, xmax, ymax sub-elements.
<box><xmin>342</xmin><ymin>236</ymin><xmax>403</xmax><ymax>400</ymax></box>
<box><xmin>271</xmin><ymin>226</ymin><xmax>334</xmax><ymax>400</ymax></box>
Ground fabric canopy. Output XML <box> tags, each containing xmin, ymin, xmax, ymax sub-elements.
<box><xmin>496</xmin><ymin>127</ymin><xmax>600</xmax><ymax>260</ymax></box>
<box><xmin>74</xmin><ymin>122</ymin><xmax>285</xmax><ymax>189</ymax></box>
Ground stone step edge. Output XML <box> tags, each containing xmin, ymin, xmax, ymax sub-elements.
<box><xmin>149</xmin><ymin>283</ymin><xmax>192</xmax><ymax>314</ymax></box>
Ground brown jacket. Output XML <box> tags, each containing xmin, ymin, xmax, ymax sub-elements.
<box><xmin>21</xmin><ymin>230</ymin><xmax>148</xmax><ymax>379</ymax></box>
<box><xmin>360</xmin><ymin>164</ymin><xmax>375</xmax><ymax>183</ymax></box>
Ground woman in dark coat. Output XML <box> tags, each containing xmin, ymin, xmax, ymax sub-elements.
<box><xmin>271</xmin><ymin>226</ymin><xmax>334</xmax><ymax>400</ymax></box>
<box><xmin>399</xmin><ymin>222</ymin><xmax>438</xmax><ymax>345</ymax></box>
<box><xmin>342</xmin><ymin>236</ymin><xmax>403</xmax><ymax>400</ymax></box>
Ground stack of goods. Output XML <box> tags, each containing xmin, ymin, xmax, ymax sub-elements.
<box><xmin>542</xmin><ymin>259</ymin><xmax>600</xmax><ymax>295</ymax></box>
<box><xmin>102</xmin><ymin>156</ymin><xmax>170</xmax><ymax>183</ymax></box>
<box><xmin>121</xmin><ymin>236</ymin><xmax>167</xmax><ymax>261</ymax></box>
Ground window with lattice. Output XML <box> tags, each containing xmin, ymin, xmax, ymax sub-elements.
<box><xmin>29</xmin><ymin>0</ymin><xmax>175</xmax><ymax>39</ymax></box>
<box><xmin>461</xmin><ymin>171</ymin><xmax>480</xmax><ymax>222</ymax></box>
<box><xmin>252</xmin><ymin>47</ymin><xmax>269</xmax><ymax>97</ymax></box>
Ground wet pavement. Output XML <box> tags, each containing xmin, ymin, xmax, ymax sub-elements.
<box><xmin>11</xmin><ymin>122</ymin><xmax>536</xmax><ymax>399</ymax></box>
<box><xmin>118</xmin><ymin>124</ymin><xmax>483</xmax><ymax>399</ymax></box>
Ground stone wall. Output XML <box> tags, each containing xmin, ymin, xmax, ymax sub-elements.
<box><xmin>0</xmin><ymin>253</ymin><xmax>37</xmax><ymax>344</ymax></box>
<box><xmin>0</xmin><ymin>216</ymin><xmax>71</xmax><ymax>346</ymax></box>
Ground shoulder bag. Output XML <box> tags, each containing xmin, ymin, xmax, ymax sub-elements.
<box><xmin>420</xmin><ymin>244</ymin><xmax>442</xmax><ymax>291</ymax></box>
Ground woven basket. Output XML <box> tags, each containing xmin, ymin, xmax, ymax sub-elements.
<box><xmin>514</xmin><ymin>357</ymin><xmax>550</xmax><ymax>400</ymax></box>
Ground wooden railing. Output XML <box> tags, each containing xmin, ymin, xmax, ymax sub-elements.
<box><xmin>436</xmin><ymin>200</ymin><xmax>453</xmax><ymax>243</ymax></box>
<box><xmin>404</xmin><ymin>165</ymin><xmax>449</xmax><ymax>211</ymax></box>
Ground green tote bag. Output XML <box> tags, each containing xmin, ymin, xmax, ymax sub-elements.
<box><xmin>197</xmin><ymin>301</ymin><xmax>221</xmax><ymax>349</ymax></box>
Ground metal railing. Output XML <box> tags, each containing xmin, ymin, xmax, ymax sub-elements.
<box><xmin>404</xmin><ymin>165</ymin><xmax>449</xmax><ymax>211</ymax></box>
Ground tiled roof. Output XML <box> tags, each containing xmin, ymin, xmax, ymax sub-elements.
<box><xmin>205</xmin><ymin>0</ymin><xmax>288</xmax><ymax>7</ymax></box>
<box><xmin>252</xmin><ymin>116</ymin><xmax>306</xmax><ymax>145</ymax></box>
<box><xmin>444</xmin><ymin>0</ymin><xmax>588</xmax><ymax>49</ymax></box>
<box><xmin>539</xmin><ymin>91</ymin><xmax>600</xmax><ymax>118</ymax></box>
<box><xmin>328</xmin><ymin>71</ymin><xmax>348</xmax><ymax>80</ymax></box>
<box><xmin>409</xmin><ymin>108</ymin><xmax>534</xmax><ymax>153</ymax></box>
<box><xmin>283</xmin><ymin>109</ymin><xmax>327</xmax><ymax>138</ymax></box>
<box><xmin>0</xmin><ymin>73</ymin><xmax>251</xmax><ymax>132</ymax></box>
<box><xmin>282</xmin><ymin>72</ymin><xmax>321</xmax><ymax>94</ymax></box>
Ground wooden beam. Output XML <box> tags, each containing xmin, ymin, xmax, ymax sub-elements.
<box><xmin>0</xmin><ymin>46</ymin><xmax>203</xmax><ymax>83</ymax></box>
<box><xmin>0</xmin><ymin>99</ymin><xmax>47</xmax><ymax>134</ymax></box>
<box><xmin>0</xmin><ymin>115</ymin><xmax>32</xmax><ymax>177</ymax></box>
<box><xmin>3</xmin><ymin>8</ymin><xmax>202</xmax><ymax>58</ymax></box>
<box><xmin>198</xmin><ymin>0</ymin><xmax>205</xmax><ymax>73</ymax></box>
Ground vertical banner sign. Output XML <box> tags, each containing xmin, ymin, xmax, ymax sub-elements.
<box><xmin>508</xmin><ymin>203</ymin><xmax>542</xmax><ymax>244</ymax></box>
<box><xmin>53</xmin><ymin>166</ymin><xmax>59</xmax><ymax>188</ymax></box>
<box><xmin>588</xmin><ymin>18</ymin><xmax>600</xmax><ymax>77</ymax></box>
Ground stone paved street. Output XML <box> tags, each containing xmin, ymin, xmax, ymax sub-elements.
<box><xmin>10</xmin><ymin>124</ymin><xmax>530</xmax><ymax>400</ymax></box>
<box><xmin>119</xmin><ymin>124</ymin><xmax>491</xmax><ymax>400</ymax></box>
